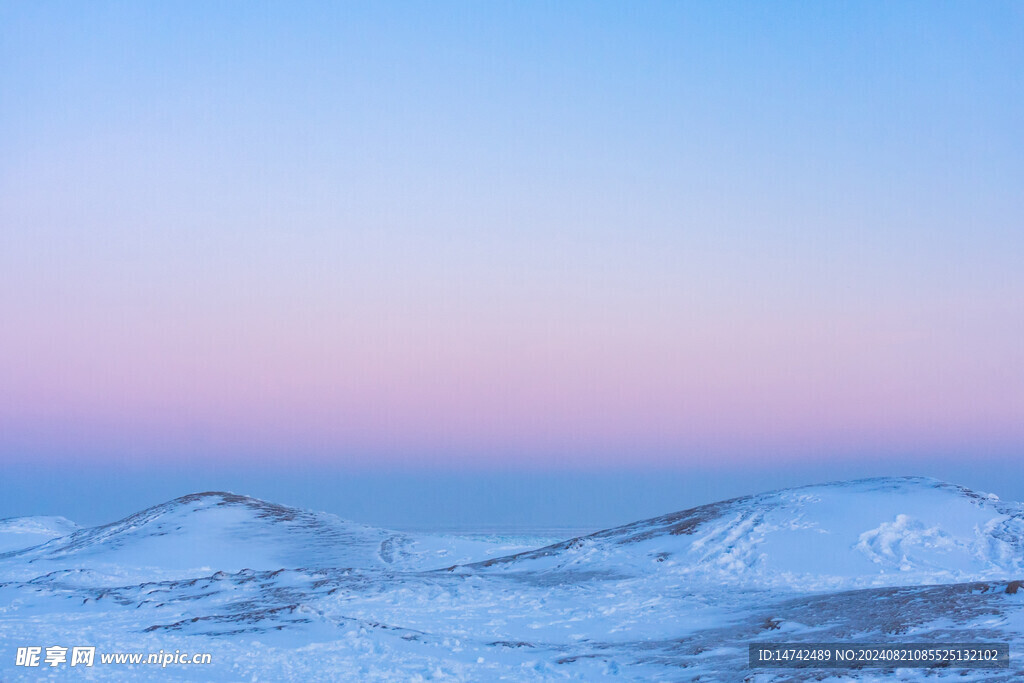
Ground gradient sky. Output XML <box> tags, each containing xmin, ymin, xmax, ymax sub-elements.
<box><xmin>2</xmin><ymin>1</ymin><xmax>1023</xmax><ymax>475</ymax></box>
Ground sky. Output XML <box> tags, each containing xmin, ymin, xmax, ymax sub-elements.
<box><xmin>1</xmin><ymin>2</ymin><xmax>1022</xmax><ymax>523</ymax></box>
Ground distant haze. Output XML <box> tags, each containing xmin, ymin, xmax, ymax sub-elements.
<box><xmin>5</xmin><ymin>460</ymin><xmax>1024</xmax><ymax>532</ymax></box>
<box><xmin>1</xmin><ymin>4</ymin><xmax>1021</xmax><ymax>478</ymax></box>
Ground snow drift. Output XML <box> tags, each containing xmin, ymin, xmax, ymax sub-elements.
<box><xmin>0</xmin><ymin>515</ymin><xmax>79</xmax><ymax>554</ymax></box>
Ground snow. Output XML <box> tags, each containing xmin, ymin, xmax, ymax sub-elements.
<box><xmin>1</xmin><ymin>476</ymin><xmax>1022</xmax><ymax>680</ymax></box>
<box><xmin>0</xmin><ymin>515</ymin><xmax>79</xmax><ymax>554</ymax></box>
<box><xmin>0</xmin><ymin>493</ymin><xmax>557</xmax><ymax>586</ymax></box>
<box><xmin>469</xmin><ymin>476</ymin><xmax>1024</xmax><ymax>592</ymax></box>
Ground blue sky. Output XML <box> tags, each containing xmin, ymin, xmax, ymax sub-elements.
<box><xmin>1</xmin><ymin>1</ymin><xmax>1022</xmax><ymax>524</ymax></box>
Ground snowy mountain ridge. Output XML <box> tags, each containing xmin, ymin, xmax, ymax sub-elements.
<box><xmin>0</xmin><ymin>515</ymin><xmax>80</xmax><ymax>554</ymax></box>
<box><xmin>466</xmin><ymin>476</ymin><xmax>1024</xmax><ymax>590</ymax></box>
<box><xmin>0</xmin><ymin>491</ymin><xmax>565</xmax><ymax>584</ymax></box>
<box><xmin>0</xmin><ymin>491</ymin><xmax>399</xmax><ymax>581</ymax></box>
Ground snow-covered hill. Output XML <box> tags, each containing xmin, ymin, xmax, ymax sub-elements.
<box><xmin>0</xmin><ymin>492</ymin><xmax>400</xmax><ymax>582</ymax></box>
<box><xmin>469</xmin><ymin>477</ymin><xmax>1024</xmax><ymax>590</ymax></box>
<box><xmin>1</xmin><ymin>477</ymin><xmax>1022</xmax><ymax>681</ymax></box>
<box><xmin>0</xmin><ymin>492</ymin><xmax>563</xmax><ymax>583</ymax></box>
<box><xmin>0</xmin><ymin>515</ymin><xmax>79</xmax><ymax>553</ymax></box>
